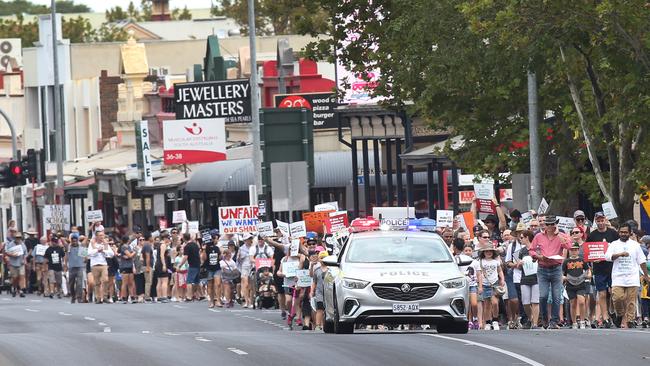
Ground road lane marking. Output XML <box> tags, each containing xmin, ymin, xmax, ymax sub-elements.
<box><xmin>30</xmin><ymin>300</ymin><xmax>42</xmax><ymax>303</ymax></box>
<box><xmin>103</xmin><ymin>327</ymin><xmax>111</xmax><ymax>333</ymax></box>
<box><xmin>208</xmin><ymin>309</ymin><xmax>221</xmax><ymax>313</ymax></box>
<box><xmin>98</xmin><ymin>322</ymin><xmax>107</xmax><ymax>326</ymax></box>
<box><xmin>227</xmin><ymin>347</ymin><xmax>248</xmax><ymax>355</ymax></box>
<box><xmin>84</xmin><ymin>317</ymin><xmax>96</xmax><ymax>321</ymax></box>
<box><xmin>195</xmin><ymin>337</ymin><xmax>211</xmax><ymax>342</ymax></box>
<box><xmin>164</xmin><ymin>332</ymin><xmax>180</xmax><ymax>336</ymax></box>
<box><xmin>142</xmin><ymin>331</ymin><xmax>151</xmax><ymax>334</ymax></box>
<box><xmin>58</xmin><ymin>312</ymin><xmax>72</xmax><ymax>316</ymax></box>
<box><xmin>25</xmin><ymin>308</ymin><xmax>39</xmax><ymax>312</ymax></box>
<box><xmin>424</xmin><ymin>334</ymin><xmax>544</xmax><ymax>366</ymax></box>
<box><xmin>173</xmin><ymin>305</ymin><xmax>186</xmax><ymax>309</ymax></box>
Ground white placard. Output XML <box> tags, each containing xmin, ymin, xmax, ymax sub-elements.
<box><xmin>86</xmin><ymin>210</ymin><xmax>103</xmax><ymax>223</ymax></box>
<box><xmin>473</xmin><ymin>183</ymin><xmax>494</xmax><ymax>200</ymax></box>
<box><xmin>7</xmin><ymin>245</ymin><xmax>23</xmax><ymax>256</ymax></box>
<box><xmin>538</xmin><ymin>198</ymin><xmax>549</xmax><ymax>214</ymax></box>
<box><xmin>522</xmin><ymin>257</ymin><xmax>538</xmax><ymax>276</ymax></box>
<box><xmin>187</xmin><ymin>221</ymin><xmax>199</xmax><ymax>234</ymax></box>
<box><xmin>521</xmin><ymin>212</ymin><xmax>533</xmax><ymax>225</ymax></box>
<box><xmin>315</xmin><ymin>202</ymin><xmax>339</xmax><ymax>212</ymax></box>
<box><xmin>602</xmin><ymin>202</ymin><xmax>617</xmax><ymax>220</ymax></box>
<box><xmin>283</xmin><ymin>260</ymin><xmax>299</xmax><ymax>277</ymax></box>
<box><xmin>172</xmin><ymin>210</ymin><xmax>187</xmax><ymax>224</ymax></box>
<box><xmin>276</xmin><ymin>220</ymin><xmax>289</xmax><ymax>236</ymax></box>
<box><xmin>290</xmin><ymin>239</ymin><xmax>300</xmax><ymax>256</ymax></box>
<box><xmin>556</xmin><ymin>216</ymin><xmax>575</xmax><ymax>232</ymax></box>
<box><xmin>290</xmin><ymin>221</ymin><xmax>307</xmax><ymax>238</ymax></box>
<box><xmin>256</xmin><ymin>221</ymin><xmax>274</xmax><ymax>237</ymax></box>
<box><xmin>436</xmin><ymin>210</ymin><xmax>454</xmax><ymax>228</ymax></box>
<box><xmin>42</xmin><ymin>205</ymin><xmax>71</xmax><ymax>232</ymax></box>
<box><xmin>34</xmin><ymin>244</ymin><xmax>47</xmax><ymax>257</ymax></box>
<box><xmin>296</xmin><ymin>269</ymin><xmax>313</xmax><ymax>287</ymax></box>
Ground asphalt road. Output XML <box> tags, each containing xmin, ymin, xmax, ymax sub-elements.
<box><xmin>1</xmin><ymin>294</ymin><xmax>649</xmax><ymax>366</ymax></box>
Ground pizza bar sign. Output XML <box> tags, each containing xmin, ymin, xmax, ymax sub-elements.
<box><xmin>174</xmin><ymin>79</ymin><xmax>252</xmax><ymax>123</ymax></box>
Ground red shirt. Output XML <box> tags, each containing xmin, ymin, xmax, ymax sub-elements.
<box><xmin>529</xmin><ymin>231</ymin><xmax>572</xmax><ymax>268</ymax></box>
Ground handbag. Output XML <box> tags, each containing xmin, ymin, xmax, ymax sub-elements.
<box><xmin>480</xmin><ymin>259</ymin><xmax>506</xmax><ymax>297</ymax></box>
<box><xmin>222</xmin><ymin>261</ymin><xmax>241</xmax><ymax>282</ymax></box>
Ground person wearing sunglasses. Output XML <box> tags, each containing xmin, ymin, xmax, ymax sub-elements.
<box><xmin>573</xmin><ymin>210</ymin><xmax>590</xmax><ymax>240</ymax></box>
<box><xmin>586</xmin><ymin>212</ymin><xmax>619</xmax><ymax>328</ymax></box>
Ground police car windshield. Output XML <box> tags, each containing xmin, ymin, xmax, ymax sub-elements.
<box><xmin>345</xmin><ymin>236</ymin><xmax>453</xmax><ymax>263</ymax></box>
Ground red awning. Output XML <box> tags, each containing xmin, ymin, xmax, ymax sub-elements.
<box><xmin>65</xmin><ymin>177</ymin><xmax>96</xmax><ymax>188</ymax></box>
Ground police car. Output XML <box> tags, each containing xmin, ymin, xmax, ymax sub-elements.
<box><xmin>322</xmin><ymin>216</ymin><xmax>471</xmax><ymax>334</ymax></box>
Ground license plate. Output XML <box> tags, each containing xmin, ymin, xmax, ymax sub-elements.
<box><xmin>392</xmin><ymin>303</ymin><xmax>420</xmax><ymax>313</ymax></box>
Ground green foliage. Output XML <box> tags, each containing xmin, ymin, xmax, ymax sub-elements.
<box><xmin>106</xmin><ymin>1</ymin><xmax>153</xmax><ymax>22</ymax></box>
<box><xmin>0</xmin><ymin>0</ymin><xmax>90</xmax><ymax>16</ymax></box>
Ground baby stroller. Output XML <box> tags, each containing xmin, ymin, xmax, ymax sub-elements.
<box><xmin>254</xmin><ymin>266</ymin><xmax>277</xmax><ymax>310</ymax></box>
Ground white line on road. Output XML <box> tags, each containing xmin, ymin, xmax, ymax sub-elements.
<box><xmin>142</xmin><ymin>331</ymin><xmax>151</xmax><ymax>334</ymax></box>
<box><xmin>29</xmin><ymin>300</ymin><xmax>42</xmax><ymax>303</ymax></box>
<box><xmin>227</xmin><ymin>347</ymin><xmax>248</xmax><ymax>355</ymax></box>
<box><xmin>195</xmin><ymin>337</ymin><xmax>211</xmax><ymax>342</ymax></box>
<box><xmin>84</xmin><ymin>317</ymin><xmax>96</xmax><ymax>321</ymax></box>
<box><xmin>173</xmin><ymin>305</ymin><xmax>186</xmax><ymax>309</ymax></box>
<box><xmin>424</xmin><ymin>334</ymin><xmax>544</xmax><ymax>366</ymax></box>
<box><xmin>25</xmin><ymin>308</ymin><xmax>39</xmax><ymax>312</ymax></box>
<box><xmin>103</xmin><ymin>327</ymin><xmax>111</xmax><ymax>333</ymax></box>
<box><xmin>164</xmin><ymin>332</ymin><xmax>180</xmax><ymax>336</ymax></box>
<box><xmin>58</xmin><ymin>312</ymin><xmax>72</xmax><ymax>316</ymax></box>
<box><xmin>98</xmin><ymin>322</ymin><xmax>107</xmax><ymax>326</ymax></box>
<box><xmin>208</xmin><ymin>309</ymin><xmax>221</xmax><ymax>313</ymax></box>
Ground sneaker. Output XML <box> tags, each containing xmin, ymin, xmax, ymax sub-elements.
<box><xmin>171</xmin><ymin>297</ymin><xmax>178</xmax><ymax>302</ymax></box>
<box><xmin>492</xmin><ymin>321</ymin><xmax>500</xmax><ymax>330</ymax></box>
<box><xmin>578</xmin><ymin>320</ymin><xmax>585</xmax><ymax>329</ymax></box>
<box><xmin>484</xmin><ymin>323</ymin><xmax>492</xmax><ymax>330</ymax></box>
<box><xmin>20</xmin><ymin>293</ymin><xmax>25</xmax><ymax>298</ymax></box>
<box><xmin>591</xmin><ymin>320</ymin><xmax>598</xmax><ymax>329</ymax></box>
<box><xmin>107</xmin><ymin>298</ymin><xmax>114</xmax><ymax>304</ymax></box>
<box><xmin>548</xmin><ymin>322</ymin><xmax>560</xmax><ymax>330</ymax></box>
<box><xmin>572</xmin><ymin>323</ymin><xmax>578</xmax><ymax>330</ymax></box>
<box><xmin>281</xmin><ymin>310</ymin><xmax>287</xmax><ymax>320</ymax></box>
<box><xmin>627</xmin><ymin>322</ymin><xmax>637</xmax><ymax>329</ymax></box>
<box><xmin>604</xmin><ymin>319</ymin><xmax>612</xmax><ymax>329</ymax></box>
<box><xmin>522</xmin><ymin>321</ymin><xmax>532</xmax><ymax>330</ymax></box>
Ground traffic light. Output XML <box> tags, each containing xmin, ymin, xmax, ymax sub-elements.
<box><xmin>21</xmin><ymin>149</ymin><xmax>41</xmax><ymax>183</ymax></box>
<box><xmin>0</xmin><ymin>160</ymin><xmax>20</xmax><ymax>188</ymax></box>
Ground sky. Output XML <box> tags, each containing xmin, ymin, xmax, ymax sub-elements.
<box><xmin>30</xmin><ymin>1</ymin><xmax>215</xmax><ymax>12</ymax></box>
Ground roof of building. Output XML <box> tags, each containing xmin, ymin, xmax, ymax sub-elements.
<box><xmin>117</xmin><ymin>17</ymin><xmax>241</xmax><ymax>41</ymax></box>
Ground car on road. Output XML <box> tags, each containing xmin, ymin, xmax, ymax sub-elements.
<box><xmin>322</xmin><ymin>229</ymin><xmax>470</xmax><ymax>334</ymax></box>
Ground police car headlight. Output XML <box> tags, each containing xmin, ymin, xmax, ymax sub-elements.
<box><xmin>342</xmin><ymin>278</ymin><xmax>369</xmax><ymax>289</ymax></box>
<box><xmin>440</xmin><ymin>277</ymin><xmax>466</xmax><ymax>289</ymax></box>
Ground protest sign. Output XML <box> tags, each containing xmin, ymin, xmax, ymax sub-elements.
<box><xmin>458</xmin><ymin>212</ymin><xmax>476</xmax><ymax>239</ymax></box>
<box><xmin>476</xmin><ymin>199</ymin><xmax>496</xmax><ymax>214</ymax></box>
<box><xmin>290</xmin><ymin>239</ymin><xmax>300</xmax><ymax>256</ymax></box>
<box><xmin>42</xmin><ymin>205</ymin><xmax>71</xmax><ymax>232</ymax></box>
<box><xmin>602</xmin><ymin>202</ymin><xmax>617</xmax><ymax>220</ymax></box>
<box><xmin>276</xmin><ymin>220</ymin><xmax>289</xmax><ymax>236</ymax></box>
<box><xmin>187</xmin><ymin>221</ymin><xmax>199</xmax><ymax>234</ymax></box>
<box><xmin>283</xmin><ymin>261</ymin><xmax>299</xmax><ymax>277</ymax></box>
<box><xmin>538</xmin><ymin>198</ymin><xmax>549</xmax><ymax>214</ymax></box>
<box><xmin>521</xmin><ymin>212</ymin><xmax>533</xmax><ymax>225</ymax></box>
<box><xmin>7</xmin><ymin>245</ymin><xmax>23</xmax><ymax>256</ymax></box>
<box><xmin>296</xmin><ymin>269</ymin><xmax>313</xmax><ymax>287</ymax></box>
<box><xmin>473</xmin><ymin>183</ymin><xmax>494</xmax><ymax>200</ymax></box>
<box><xmin>255</xmin><ymin>258</ymin><xmax>274</xmax><ymax>270</ymax></box>
<box><xmin>256</xmin><ymin>221</ymin><xmax>274</xmax><ymax>237</ymax></box>
<box><xmin>436</xmin><ymin>210</ymin><xmax>454</xmax><ymax>228</ymax></box>
<box><xmin>315</xmin><ymin>202</ymin><xmax>339</xmax><ymax>212</ymax></box>
<box><xmin>522</xmin><ymin>256</ymin><xmax>538</xmax><ymax>276</ymax></box>
<box><xmin>34</xmin><ymin>244</ymin><xmax>47</xmax><ymax>257</ymax></box>
<box><xmin>201</xmin><ymin>229</ymin><xmax>213</xmax><ymax>244</ymax></box>
<box><xmin>86</xmin><ymin>210</ymin><xmax>103</xmax><ymax>223</ymax></box>
<box><xmin>303</xmin><ymin>211</ymin><xmax>332</xmax><ymax>234</ymax></box>
<box><xmin>326</xmin><ymin>211</ymin><xmax>349</xmax><ymax>234</ymax></box>
<box><xmin>583</xmin><ymin>242</ymin><xmax>609</xmax><ymax>262</ymax></box>
<box><xmin>290</xmin><ymin>221</ymin><xmax>307</xmax><ymax>238</ymax></box>
<box><xmin>556</xmin><ymin>216</ymin><xmax>575</xmax><ymax>232</ymax></box>
<box><xmin>218</xmin><ymin>205</ymin><xmax>260</xmax><ymax>234</ymax></box>
<box><xmin>172</xmin><ymin>210</ymin><xmax>187</xmax><ymax>224</ymax></box>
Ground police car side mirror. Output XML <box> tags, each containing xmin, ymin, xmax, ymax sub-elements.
<box><xmin>455</xmin><ymin>254</ymin><xmax>473</xmax><ymax>267</ymax></box>
<box><xmin>322</xmin><ymin>255</ymin><xmax>339</xmax><ymax>267</ymax></box>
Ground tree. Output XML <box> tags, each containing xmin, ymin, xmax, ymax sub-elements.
<box><xmin>212</xmin><ymin>0</ymin><xmax>329</xmax><ymax>35</ymax></box>
<box><xmin>306</xmin><ymin>0</ymin><xmax>649</xmax><ymax>220</ymax></box>
<box><xmin>105</xmin><ymin>6</ymin><xmax>129</xmax><ymax>22</ymax></box>
<box><xmin>0</xmin><ymin>0</ymin><xmax>90</xmax><ymax>16</ymax></box>
<box><xmin>172</xmin><ymin>6</ymin><xmax>192</xmax><ymax>21</ymax></box>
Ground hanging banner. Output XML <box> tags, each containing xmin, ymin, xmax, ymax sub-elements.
<box><xmin>174</xmin><ymin>79</ymin><xmax>252</xmax><ymax>123</ymax></box>
<box><xmin>218</xmin><ymin>205</ymin><xmax>260</xmax><ymax>234</ymax></box>
<box><xmin>163</xmin><ymin>118</ymin><xmax>227</xmax><ymax>165</ymax></box>
<box><xmin>136</xmin><ymin>120</ymin><xmax>153</xmax><ymax>186</ymax></box>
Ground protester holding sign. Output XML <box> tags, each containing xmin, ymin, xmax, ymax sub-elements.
<box><xmin>44</xmin><ymin>235</ymin><xmax>66</xmax><ymax>299</ymax></box>
<box><xmin>87</xmin><ymin>231</ymin><xmax>115</xmax><ymax>304</ymax></box>
<box><xmin>5</xmin><ymin>229</ymin><xmax>28</xmax><ymax>297</ymax></box>
<box><xmin>202</xmin><ymin>237</ymin><xmax>223</xmax><ymax>308</ymax></box>
<box><xmin>586</xmin><ymin>212</ymin><xmax>619</xmax><ymax>328</ymax></box>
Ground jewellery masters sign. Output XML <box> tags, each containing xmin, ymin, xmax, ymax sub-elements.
<box><xmin>174</xmin><ymin>79</ymin><xmax>252</xmax><ymax>123</ymax></box>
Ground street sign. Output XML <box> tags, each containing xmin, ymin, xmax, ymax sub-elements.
<box><xmin>135</xmin><ymin>120</ymin><xmax>153</xmax><ymax>186</ymax></box>
<box><xmin>162</xmin><ymin>118</ymin><xmax>226</xmax><ymax>165</ymax></box>
<box><xmin>274</xmin><ymin>92</ymin><xmax>338</xmax><ymax>129</ymax></box>
<box><xmin>270</xmin><ymin>161</ymin><xmax>310</xmax><ymax>212</ymax></box>
<box><xmin>174</xmin><ymin>79</ymin><xmax>252</xmax><ymax>123</ymax></box>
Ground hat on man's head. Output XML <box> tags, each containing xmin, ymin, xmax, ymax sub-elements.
<box><xmin>25</xmin><ymin>227</ymin><xmax>37</xmax><ymax>235</ymax></box>
<box><xmin>594</xmin><ymin>212</ymin><xmax>606</xmax><ymax>219</ymax></box>
<box><xmin>515</xmin><ymin>222</ymin><xmax>526</xmax><ymax>232</ymax></box>
<box><xmin>544</xmin><ymin>215</ymin><xmax>559</xmax><ymax>225</ymax></box>
<box><xmin>472</xmin><ymin>224</ymin><xmax>483</xmax><ymax>233</ymax></box>
<box><xmin>241</xmin><ymin>233</ymin><xmax>254</xmax><ymax>241</ymax></box>
<box><xmin>573</xmin><ymin>210</ymin><xmax>586</xmax><ymax>219</ymax></box>
<box><xmin>484</xmin><ymin>215</ymin><xmax>498</xmax><ymax>224</ymax></box>
<box><xmin>570</xmin><ymin>241</ymin><xmax>581</xmax><ymax>250</ymax></box>
<box><xmin>510</xmin><ymin>209</ymin><xmax>521</xmax><ymax>218</ymax></box>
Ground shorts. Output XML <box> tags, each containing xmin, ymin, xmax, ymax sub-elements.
<box><xmin>594</xmin><ymin>273</ymin><xmax>611</xmax><ymax>292</ymax></box>
<box><xmin>175</xmin><ymin>271</ymin><xmax>187</xmax><ymax>289</ymax></box>
<box><xmin>120</xmin><ymin>268</ymin><xmax>134</xmax><ymax>275</ymax></box>
<box><xmin>9</xmin><ymin>265</ymin><xmax>25</xmax><ymax>278</ymax></box>
<box><xmin>481</xmin><ymin>286</ymin><xmax>494</xmax><ymax>300</ymax></box>
<box><xmin>316</xmin><ymin>301</ymin><xmax>325</xmax><ymax>311</ymax></box>
<box><xmin>469</xmin><ymin>285</ymin><xmax>478</xmax><ymax>294</ymax></box>
<box><xmin>48</xmin><ymin>270</ymin><xmax>62</xmax><ymax>285</ymax></box>
<box><xmin>506</xmin><ymin>278</ymin><xmax>518</xmax><ymax>301</ymax></box>
<box><xmin>91</xmin><ymin>265</ymin><xmax>109</xmax><ymax>283</ymax></box>
<box><xmin>521</xmin><ymin>284</ymin><xmax>540</xmax><ymax>305</ymax></box>
<box><xmin>274</xmin><ymin>275</ymin><xmax>285</xmax><ymax>295</ymax></box>
<box><xmin>186</xmin><ymin>267</ymin><xmax>200</xmax><ymax>285</ymax></box>
<box><xmin>155</xmin><ymin>270</ymin><xmax>169</xmax><ymax>279</ymax></box>
<box><xmin>566</xmin><ymin>285</ymin><xmax>587</xmax><ymax>300</ymax></box>
<box><xmin>585</xmin><ymin>281</ymin><xmax>594</xmax><ymax>295</ymax></box>
<box><xmin>207</xmin><ymin>270</ymin><xmax>221</xmax><ymax>280</ymax></box>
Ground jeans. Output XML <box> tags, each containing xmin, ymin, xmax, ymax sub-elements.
<box><xmin>537</xmin><ymin>265</ymin><xmax>563</xmax><ymax>324</ymax></box>
<box><xmin>68</xmin><ymin>267</ymin><xmax>84</xmax><ymax>301</ymax></box>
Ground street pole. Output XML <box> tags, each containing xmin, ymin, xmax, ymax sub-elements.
<box><xmin>248</xmin><ymin>0</ymin><xmax>262</xmax><ymax>205</ymax></box>
<box><xmin>527</xmin><ymin>71</ymin><xmax>542</xmax><ymax>210</ymax></box>
<box><xmin>51</xmin><ymin>1</ymin><xmax>64</xmax><ymax>199</ymax></box>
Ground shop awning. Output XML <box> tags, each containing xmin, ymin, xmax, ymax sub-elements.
<box><xmin>57</xmin><ymin>147</ymin><xmax>163</xmax><ymax>180</ymax></box>
<box><xmin>137</xmin><ymin>171</ymin><xmax>188</xmax><ymax>191</ymax></box>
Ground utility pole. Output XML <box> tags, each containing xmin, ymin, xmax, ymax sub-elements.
<box><xmin>248</xmin><ymin>0</ymin><xmax>262</xmax><ymax>202</ymax></box>
<box><xmin>51</xmin><ymin>1</ymin><xmax>64</xmax><ymax>199</ymax></box>
<box><xmin>527</xmin><ymin>71</ymin><xmax>542</xmax><ymax>210</ymax></box>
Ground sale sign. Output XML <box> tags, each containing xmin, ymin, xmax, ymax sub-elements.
<box><xmin>325</xmin><ymin>211</ymin><xmax>349</xmax><ymax>234</ymax></box>
<box><xmin>218</xmin><ymin>205</ymin><xmax>260</xmax><ymax>234</ymax></box>
<box><xmin>163</xmin><ymin>118</ymin><xmax>226</xmax><ymax>165</ymax></box>
<box><xmin>303</xmin><ymin>211</ymin><xmax>333</xmax><ymax>234</ymax></box>
<box><xmin>583</xmin><ymin>242</ymin><xmax>609</xmax><ymax>262</ymax></box>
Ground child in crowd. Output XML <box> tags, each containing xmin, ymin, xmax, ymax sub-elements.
<box><xmin>562</xmin><ymin>242</ymin><xmax>591</xmax><ymax>329</ymax></box>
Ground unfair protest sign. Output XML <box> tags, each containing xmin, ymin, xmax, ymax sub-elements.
<box><xmin>436</xmin><ymin>210</ymin><xmax>454</xmax><ymax>228</ymax></box>
<box><xmin>256</xmin><ymin>221</ymin><xmax>274</xmax><ymax>237</ymax></box>
<box><xmin>296</xmin><ymin>269</ymin><xmax>313</xmax><ymax>287</ymax></box>
<box><xmin>326</xmin><ymin>211</ymin><xmax>349</xmax><ymax>234</ymax></box>
<box><xmin>218</xmin><ymin>205</ymin><xmax>260</xmax><ymax>234</ymax></box>
<box><xmin>86</xmin><ymin>210</ymin><xmax>103</xmax><ymax>223</ymax></box>
<box><xmin>303</xmin><ymin>211</ymin><xmax>332</xmax><ymax>234</ymax></box>
<box><xmin>476</xmin><ymin>199</ymin><xmax>496</xmax><ymax>214</ymax></box>
<box><xmin>556</xmin><ymin>216</ymin><xmax>575</xmax><ymax>233</ymax></box>
<box><xmin>473</xmin><ymin>183</ymin><xmax>494</xmax><ymax>200</ymax></box>
<box><xmin>172</xmin><ymin>210</ymin><xmax>187</xmax><ymax>224</ymax></box>
<box><xmin>276</xmin><ymin>220</ymin><xmax>290</xmax><ymax>236</ymax></box>
<box><xmin>290</xmin><ymin>221</ymin><xmax>307</xmax><ymax>238</ymax></box>
<box><xmin>42</xmin><ymin>205</ymin><xmax>71</xmax><ymax>232</ymax></box>
<box><xmin>602</xmin><ymin>202</ymin><xmax>617</xmax><ymax>220</ymax></box>
<box><xmin>255</xmin><ymin>258</ymin><xmax>274</xmax><ymax>270</ymax></box>
<box><xmin>583</xmin><ymin>242</ymin><xmax>609</xmax><ymax>262</ymax></box>
<box><xmin>315</xmin><ymin>201</ymin><xmax>339</xmax><ymax>212</ymax></box>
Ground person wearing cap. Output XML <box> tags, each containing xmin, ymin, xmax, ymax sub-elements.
<box><xmin>529</xmin><ymin>215</ymin><xmax>572</xmax><ymax>329</ymax></box>
<box><xmin>476</xmin><ymin>230</ymin><xmax>505</xmax><ymax>330</ymax></box>
<box><xmin>573</xmin><ymin>210</ymin><xmax>590</xmax><ymax>240</ymax></box>
<box><xmin>5</xmin><ymin>229</ymin><xmax>27</xmax><ymax>297</ymax></box>
<box><xmin>23</xmin><ymin>228</ymin><xmax>38</xmax><ymax>294</ymax></box>
<box><xmin>605</xmin><ymin>223</ymin><xmax>650</xmax><ymax>328</ymax></box>
<box><xmin>202</xmin><ymin>234</ymin><xmax>223</xmax><ymax>308</ymax></box>
<box><xmin>237</xmin><ymin>233</ymin><xmax>255</xmax><ymax>308</ymax></box>
<box><xmin>563</xmin><ymin>241</ymin><xmax>592</xmax><ymax>329</ymax></box>
<box><xmin>65</xmin><ymin>233</ymin><xmax>86</xmax><ymax>303</ymax></box>
<box><xmin>586</xmin><ymin>211</ymin><xmax>619</xmax><ymax>328</ymax></box>
<box><xmin>311</xmin><ymin>250</ymin><xmax>330</xmax><ymax>331</ymax></box>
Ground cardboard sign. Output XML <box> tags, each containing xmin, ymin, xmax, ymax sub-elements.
<box><xmin>218</xmin><ymin>205</ymin><xmax>260</xmax><ymax>234</ymax></box>
<box><xmin>188</xmin><ymin>221</ymin><xmax>199</xmax><ymax>234</ymax></box>
<box><xmin>326</xmin><ymin>211</ymin><xmax>349</xmax><ymax>234</ymax></box>
<box><xmin>473</xmin><ymin>183</ymin><xmax>494</xmax><ymax>200</ymax></box>
<box><xmin>538</xmin><ymin>198</ymin><xmax>549</xmax><ymax>214</ymax></box>
<box><xmin>34</xmin><ymin>244</ymin><xmax>47</xmax><ymax>257</ymax></box>
<box><xmin>78</xmin><ymin>246</ymin><xmax>88</xmax><ymax>257</ymax></box>
<box><xmin>303</xmin><ymin>211</ymin><xmax>332</xmax><ymax>234</ymax></box>
<box><xmin>256</xmin><ymin>221</ymin><xmax>274</xmax><ymax>237</ymax></box>
<box><xmin>315</xmin><ymin>201</ymin><xmax>339</xmax><ymax>212</ymax></box>
<box><xmin>522</xmin><ymin>256</ymin><xmax>538</xmax><ymax>276</ymax></box>
<box><xmin>283</xmin><ymin>260</ymin><xmax>299</xmax><ymax>277</ymax></box>
<box><xmin>172</xmin><ymin>210</ymin><xmax>187</xmax><ymax>224</ymax></box>
<box><xmin>556</xmin><ymin>216</ymin><xmax>575</xmax><ymax>233</ymax></box>
<box><xmin>436</xmin><ymin>210</ymin><xmax>454</xmax><ymax>228</ymax></box>
<box><xmin>255</xmin><ymin>257</ymin><xmax>274</xmax><ymax>270</ymax></box>
<box><xmin>42</xmin><ymin>205</ymin><xmax>71</xmax><ymax>232</ymax></box>
<box><xmin>7</xmin><ymin>245</ymin><xmax>23</xmax><ymax>256</ymax></box>
<box><xmin>290</xmin><ymin>239</ymin><xmax>301</xmax><ymax>256</ymax></box>
<box><xmin>201</xmin><ymin>229</ymin><xmax>213</xmax><ymax>244</ymax></box>
<box><xmin>458</xmin><ymin>212</ymin><xmax>476</xmax><ymax>239</ymax></box>
<box><xmin>86</xmin><ymin>210</ymin><xmax>103</xmax><ymax>223</ymax></box>
<box><xmin>521</xmin><ymin>212</ymin><xmax>533</xmax><ymax>225</ymax></box>
<box><xmin>602</xmin><ymin>202</ymin><xmax>617</xmax><ymax>220</ymax></box>
<box><xmin>296</xmin><ymin>269</ymin><xmax>313</xmax><ymax>287</ymax></box>
<box><xmin>276</xmin><ymin>220</ymin><xmax>290</xmax><ymax>236</ymax></box>
<box><xmin>290</xmin><ymin>221</ymin><xmax>307</xmax><ymax>238</ymax></box>
<box><xmin>583</xmin><ymin>241</ymin><xmax>609</xmax><ymax>262</ymax></box>
<box><xmin>476</xmin><ymin>199</ymin><xmax>496</xmax><ymax>214</ymax></box>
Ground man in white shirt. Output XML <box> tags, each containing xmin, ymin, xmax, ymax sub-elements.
<box><xmin>605</xmin><ymin>223</ymin><xmax>649</xmax><ymax>328</ymax></box>
<box><xmin>87</xmin><ymin>231</ymin><xmax>115</xmax><ymax>304</ymax></box>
